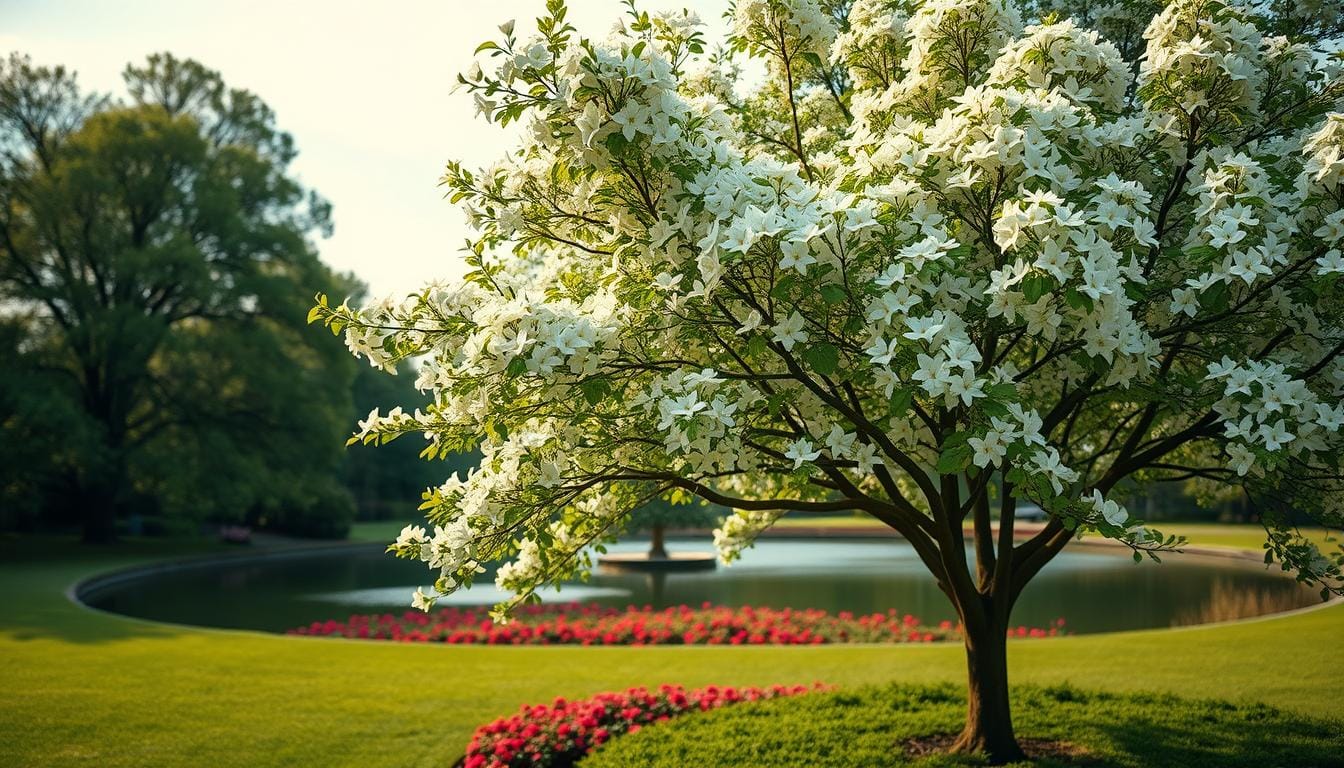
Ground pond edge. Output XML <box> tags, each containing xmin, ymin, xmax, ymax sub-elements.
<box><xmin>65</xmin><ymin>534</ymin><xmax>1340</xmax><ymax>642</ymax></box>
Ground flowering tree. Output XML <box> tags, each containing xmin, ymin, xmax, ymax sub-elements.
<box><xmin>313</xmin><ymin>0</ymin><xmax>1344</xmax><ymax>760</ymax></box>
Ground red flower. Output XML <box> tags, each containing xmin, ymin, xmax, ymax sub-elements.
<box><xmin>291</xmin><ymin>603</ymin><xmax>1065</xmax><ymax>648</ymax></box>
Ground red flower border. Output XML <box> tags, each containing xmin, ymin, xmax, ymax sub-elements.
<box><xmin>458</xmin><ymin>683</ymin><xmax>826</xmax><ymax>768</ymax></box>
<box><xmin>290</xmin><ymin>602</ymin><xmax>1065</xmax><ymax>645</ymax></box>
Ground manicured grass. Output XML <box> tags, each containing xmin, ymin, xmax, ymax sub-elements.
<box><xmin>585</xmin><ymin>683</ymin><xmax>1344</xmax><ymax>767</ymax></box>
<box><xmin>0</xmin><ymin>533</ymin><xmax>1341</xmax><ymax>767</ymax></box>
<box><xmin>349</xmin><ymin>519</ymin><xmax>415</xmax><ymax>542</ymax></box>
<box><xmin>1150</xmin><ymin>521</ymin><xmax>1338</xmax><ymax>551</ymax></box>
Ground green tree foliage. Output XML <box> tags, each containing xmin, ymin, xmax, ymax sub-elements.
<box><xmin>625</xmin><ymin>496</ymin><xmax>722</xmax><ymax>558</ymax></box>
<box><xmin>0</xmin><ymin>52</ymin><xmax>356</xmax><ymax>541</ymax></box>
<box><xmin>344</xmin><ymin>360</ymin><xmax>480</xmax><ymax>521</ymax></box>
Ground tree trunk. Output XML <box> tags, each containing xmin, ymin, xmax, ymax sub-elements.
<box><xmin>80</xmin><ymin>478</ymin><xmax>118</xmax><ymax>543</ymax></box>
<box><xmin>950</xmin><ymin>619</ymin><xmax>1024</xmax><ymax>764</ymax></box>
<box><xmin>647</xmin><ymin>523</ymin><xmax>668</xmax><ymax>559</ymax></box>
<box><xmin>79</xmin><ymin>440</ymin><xmax>124</xmax><ymax>543</ymax></box>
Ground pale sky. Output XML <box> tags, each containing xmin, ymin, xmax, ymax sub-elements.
<box><xmin>0</xmin><ymin>0</ymin><xmax>731</xmax><ymax>297</ymax></box>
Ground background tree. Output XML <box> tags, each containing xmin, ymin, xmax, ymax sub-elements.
<box><xmin>316</xmin><ymin>0</ymin><xmax>1344</xmax><ymax>761</ymax></box>
<box><xmin>344</xmin><ymin>360</ymin><xmax>480</xmax><ymax>522</ymax></box>
<box><xmin>0</xmin><ymin>52</ymin><xmax>357</xmax><ymax>541</ymax></box>
<box><xmin>625</xmin><ymin>496</ymin><xmax>723</xmax><ymax>558</ymax></box>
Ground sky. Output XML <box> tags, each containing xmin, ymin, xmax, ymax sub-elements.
<box><xmin>0</xmin><ymin>0</ymin><xmax>731</xmax><ymax>297</ymax></box>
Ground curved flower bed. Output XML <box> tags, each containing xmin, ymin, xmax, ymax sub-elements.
<box><xmin>458</xmin><ymin>683</ymin><xmax>824</xmax><ymax>768</ymax></box>
<box><xmin>289</xmin><ymin>602</ymin><xmax>1066</xmax><ymax>645</ymax></box>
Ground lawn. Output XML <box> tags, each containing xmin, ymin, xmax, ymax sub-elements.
<box><xmin>0</xmin><ymin>528</ymin><xmax>1340</xmax><ymax>767</ymax></box>
<box><xmin>587</xmin><ymin>684</ymin><xmax>1344</xmax><ymax>767</ymax></box>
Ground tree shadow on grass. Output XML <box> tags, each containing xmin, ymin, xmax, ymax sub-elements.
<box><xmin>1016</xmin><ymin>686</ymin><xmax>1344</xmax><ymax>768</ymax></box>
<box><xmin>581</xmin><ymin>683</ymin><xmax>1344</xmax><ymax>768</ymax></box>
<box><xmin>0</xmin><ymin>562</ymin><xmax>191</xmax><ymax>644</ymax></box>
<box><xmin>0</xmin><ymin>535</ymin><xmax>225</xmax><ymax>644</ymax></box>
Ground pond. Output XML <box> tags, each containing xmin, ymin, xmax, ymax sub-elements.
<box><xmin>83</xmin><ymin>537</ymin><xmax>1321</xmax><ymax>635</ymax></box>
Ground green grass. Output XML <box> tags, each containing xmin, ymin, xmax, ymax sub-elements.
<box><xmin>585</xmin><ymin>683</ymin><xmax>1344</xmax><ymax>767</ymax></box>
<box><xmin>1150</xmin><ymin>522</ymin><xmax>1338</xmax><ymax>551</ymax></box>
<box><xmin>1</xmin><ymin>532</ymin><xmax>1341</xmax><ymax>767</ymax></box>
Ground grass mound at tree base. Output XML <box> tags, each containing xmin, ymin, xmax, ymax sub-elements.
<box><xmin>580</xmin><ymin>684</ymin><xmax>1344</xmax><ymax>767</ymax></box>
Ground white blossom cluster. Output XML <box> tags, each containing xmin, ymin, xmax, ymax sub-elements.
<box><xmin>734</xmin><ymin>0</ymin><xmax>837</xmax><ymax>59</ymax></box>
<box><xmin>1139</xmin><ymin>0</ymin><xmax>1265</xmax><ymax>136</ymax></box>
<box><xmin>713</xmin><ymin>508</ymin><xmax>785</xmax><ymax>563</ymax></box>
<box><xmin>1207</xmin><ymin>358</ymin><xmax>1344</xmax><ymax>478</ymax></box>
<box><xmin>313</xmin><ymin>0</ymin><xmax>1344</xmax><ymax>612</ymax></box>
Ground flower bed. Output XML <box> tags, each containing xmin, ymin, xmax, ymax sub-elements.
<box><xmin>289</xmin><ymin>602</ymin><xmax>1066</xmax><ymax>645</ymax></box>
<box><xmin>458</xmin><ymin>683</ymin><xmax>823</xmax><ymax>768</ymax></box>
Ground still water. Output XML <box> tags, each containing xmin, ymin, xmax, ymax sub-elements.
<box><xmin>84</xmin><ymin>538</ymin><xmax>1320</xmax><ymax>635</ymax></box>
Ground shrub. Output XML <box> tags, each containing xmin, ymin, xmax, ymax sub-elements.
<box><xmin>264</xmin><ymin>485</ymin><xmax>354</xmax><ymax>539</ymax></box>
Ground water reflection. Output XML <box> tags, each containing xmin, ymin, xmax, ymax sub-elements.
<box><xmin>1172</xmin><ymin>577</ymin><xmax>1313</xmax><ymax>626</ymax></box>
<box><xmin>84</xmin><ymin>538</ymin><xmax>1320</xmax><ymax>635</ymax></box>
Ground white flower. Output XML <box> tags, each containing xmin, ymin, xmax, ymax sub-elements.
<box><xmin>784</xmin><ymin>438</ymin><xmax>822</xmax><ymax>468</ymax></box>
<box><xmin>968</xmin><ymin>429</ymin><xmax>1008</xmax><ymax>468</ymax></box>
<box><xmin>1205</xmin><ymin>218</ymin><xmax>1245</xmax><ymax>249</ymax></box>
<box><xmin>576</xmin><ymin>101</ymin><xmax>605</xmax><ymax>147</ymax></box>
<box><xmin>1226</xmin><ymin>443</ymin><xmax>1256</xmax><ymax>476</ymax></box>
<box><xmin>1315</xmin><ymin>249</ymin><xmax>1344</xmax><ymax>275</ymax></box>
<box><xmin>1088</xmin><ymin>490</ymin><xmax>1128</xmax><ymax>527</ymax></box>
<box><xmin>1169</xmin><ymin>287</ymin><xmax>1199</xmax><ymax>317</ymax></box>
<box><xmin>411</xmin><ymin>587</ymin><xmax>435</xmax><ymax>612</ymax></box>
<box><xmin>779</xmin><ymin>238</ymin><xmax>817</xmax><ymax>273</ymax></box>
<box><xmin>395</xmin><ymin>524</ymin><xmax>427</xmax><ymax>550</ymax></box>
<box><xmin>945</xmin><ymin>371</ymin><xmax>986</xmax><ymax>406</ymax></box>
<box><xmin>736</xmin><ymin>309</ymin><xmax>764</xmax><ymax>335</ymax></box>
<box><xmin>1031</xmin><ymin>449</ymin><xmax>1078</xmax><ymax>494</ymax></box>
<box><xmin>1257</xmin><ymin>420</ymin><xmax>1294</xmax><ymax>451</ymax></box>
<box><xmin>771</xmin><ymin>312</ymin><xmax>809</xmax><ymax>351</ymax></box>
<box><xmin>865</xmin><ymin>336</ymin><xmax>898</xmax><ymax>366</ymax></box>
<box><xmin>825</xmin><ymin>425</ymin><xmax>857</xmax><ymax>460</ymax></box>
<box><xmin>356</xmin><ymin>408</ymin><xmax>381</xmax><ymax>440</ymax></box>
<box><xmin>903</xmin><ymin>315</ymin><xmax>946</xmax><ymax>343</ymax></box>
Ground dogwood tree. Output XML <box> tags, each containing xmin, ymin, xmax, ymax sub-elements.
<box><xmin>313</xmin><ymin>0</ymin><xmax>1344</xmax><ymax>760</ymax></box>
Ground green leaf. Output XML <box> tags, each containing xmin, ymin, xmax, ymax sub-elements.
<box><xmin>803</xmin><ymin>343</ymin><xmax>840</xmax><ymax>376</ymax></box>
<box><xmin>306</xmin><ymin>306</ymin><xmax>324</xmax><ymax>324</ymax></box>
<box><xmin>1064</xmin><ymin>285</ymin><xmax>1093</xmax><ymax>312</ymax></box>
<box><xmin>748</xmin><ymin>334</ymin><xmax>768</xmax><ymax>359</ymax></box>
<box><xmin>980</xmin><ymin>399</ymin><xmax>1010</xmax><ymax>418</ymax></box>
<box><xmin>820</xmin><ymin>284</ymin><xmax>847</xmax><ymax>304</ymax></box>
<box><xmin>946</xmin><ymin>243</ymin><xmax>973</xmax><ymax>260</ymax></box>
<box><xmin>578</xmin><ymin>377</ymin><xmax>609</xmax><ymax>405</ymax></box>
<box><xmin>936</xmin><ymin>444</ymin><xmax>971</xmax><ymax>474</ymax></box>
<box><xmin>1022</xmin><ymin>273</ymin><xmax>1054</xmax><ymax>303</ymax></box>
<box><xmin>889</xmin><ymin>388</ymin><xmax>912</xmax><ymax>416</ymax></box>
<box><xmin>1200</xmin><ymin>281</ymin><xmax>1230</xmax><ymax>312</ymax></box>
<box><xmin>942</xmin><ymin>431</ymin><xmax>970</xmax><ymax>449</ymax></box>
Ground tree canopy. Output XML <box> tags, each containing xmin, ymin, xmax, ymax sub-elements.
<box><xmin>316</xmin><ymin>0</ymin><xmax>1344</xmax><ymax>757</ymax></box>
<box><xmin>0</xmin><ymin>52</ymin><xmax>357</xmax><ymax>540</ymax></box>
